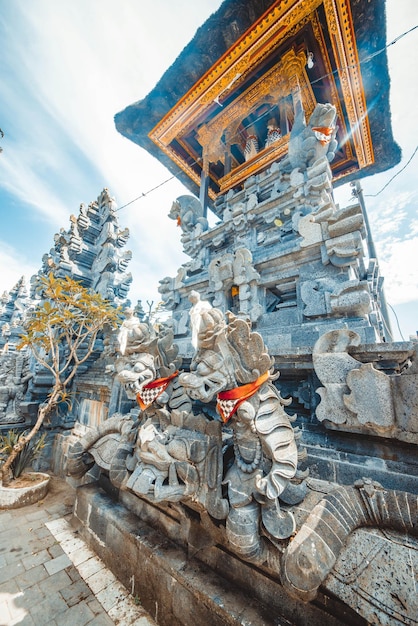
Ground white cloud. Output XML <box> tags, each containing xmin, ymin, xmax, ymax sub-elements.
<box><xmin>0</xmin><ymin>243</ymin><xmax>39</xmax><ymax>296</ymax></box>
<box><xmin>376</xmin><ymin>237</ymin><xmax>418</xmax><ymax>305</ymax></box>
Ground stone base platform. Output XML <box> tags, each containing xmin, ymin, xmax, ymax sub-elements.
<box><xmin>72</xmin><ymin>483</ymin><xmax>365</xmax><ymax>626</ymax></box>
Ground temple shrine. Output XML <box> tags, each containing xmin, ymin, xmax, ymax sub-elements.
<box><xmin>1</xmin><ymin>2</ymin><xmax>417</xmax><ymax>625</ymax></box>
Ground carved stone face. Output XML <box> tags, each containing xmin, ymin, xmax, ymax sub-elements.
<box><xmin>179</xmin><ymin>370</ymin><xmax>226</xmax><ymax>402</ymax></box>
<box><xmin>115</xmin><ymin>352</ymin><xmax>156</xmax><ymax>399</ymax></box>
<box><xmin>179</xmin><ymin>351</ymin><xmax>229</xmax><ymax>402</ymax></box>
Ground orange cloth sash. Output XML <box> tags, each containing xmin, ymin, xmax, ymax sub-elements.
<box><xmin>217</xmin><ymin>371</ymin><xmax>269</xmax><ymax>423</ymax></box>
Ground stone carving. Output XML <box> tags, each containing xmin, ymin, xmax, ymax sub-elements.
<box><xmin>329</xmin><ymin>280</ymin><xmax>371</xmax><ymax>317</ymax></box>
<box><xmin>287</xmin><ymin>101</ymin><xmax>337</xmax><ymax>171</ymax></box>
<box><xmin>169</xmin><ymin>195</ymin><xmax>208</xmax><ymax>235</ymax></box>
<box><xmin>66</xmin><ymin>307</ymin><xmax>417</xmax><ymax>625</ymax></box>
<box><xmin>208</xmin><ymin>248</ymin><xmax>262</xmax><ymax>322</ymax></box>
<box><xmin>68</xmin><ymin>304</ymin><xmax>307</xmax><ymax>563</ymax></box>
<box><xmin>300</xmin><ymin>280</ymin><xmax>328</xmax><ymax>317</ymax></box>
<box><xmin>313</xmin><ymin>329</ymin><xmax>396</xmax><ymax>434</ymax></box>
<box><xmin>158</xmin><ymin>268</ymin><xmax>185</xmax><ymax>310</ymax></box>
<box><xmin>282</xmin><ymin>478</ymin><xmax>418</xmax><ymax>603</ymax></box>
<box><xmin>301</xmin><ymin>279</ymin><xmax>371</xmax><ymax>318</ymax></box>
<box><xmin>179</xmin><ymin>304</ymin><xmax>306</xmax><ymax>557</ymax></box>
<box><xmin>312</xmin><ymin>202</ymin><xmax>365</xmax><ymax>268</ymax></box>
<box><xmin>169</xmin><ymin>195</ymin><xmax>208</xmax><ymax>257</ymax></box>
<box><xmin>0</xmin><ymin>352</ymin><xmax>32</xmax><ymax>423</ymax></box>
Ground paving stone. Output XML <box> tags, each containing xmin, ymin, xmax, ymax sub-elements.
<box><xmin>86</xmin><ymin>567</ymin><xmax>117</xmax><ymax>595</ymax></box>
<box><xmin>22</xmin><ymin>549</ymin><xmax>50</xmax><ymax>570</ymax></box>
<box><xmin>27</xmin><ymin>534</ymin><xmax>57</xmax><ymax>551</ymax></box>
<box><xmin>86</xmin><ymin>613</ymin><xmax>115</xmax><ymax>625</ymax></box>
<box><xmin>87</xmin><ymin>597</ymin><xmax>105</xmax><ymax>616</ymax></box>
<box><xmin>46</xmin><ymin>518</ymin><xmax>72</xmax><ymax>533</ymax></box>
<box><xmin>61</xmin><ymin>535</ymin><xmax>87</xmax><ymax>554</ymax></box>
<box><xmin>5</xmin><ymin>549</ymin><xmax>29</xmax><ymax>565</ymax></box>
<box><xmin>25</xmin><ymin>510</ymin><xmax>48</xmax><ymax>522</ymax></box>
<box><xmin>34</xmin><ymin>525</ymin><xmax>53</xmax><ymax>539</ymax></box>
<box><xmin>77</xmin><ymin>556</ymin><xmax>105</xmax><ymax>580</ymax></box>
<box><xmin>38</xmin><ymin>568</ymin><xmax>72</xmax><ymax>594</ymax></box>
<box><xmin>0</xmin><ymin>528</ymin><xmax>20</xmax><ymax>544</ymax></box>
<box><xmin>0</xmin><ymin>578</ymin><xmax>20</xmax><ymax>596</ymax></box>
<box><xmin>16</xmin><ymin>582</ymin><xmax>45</xmax><ymax>606</ymax></box>
<box><xmin>95</xmin><ymin>579</ymin><xmax>128</xmax><ymax>612</ymax></box>
<box><xmin>55</xmin><ymin>600</ymin><xmax>96</xmax><ymax>626</ymax></box>
<box><xmin>0</xmin><ymin>560</ymin><xmax>24</xmax><ymax>584</ymax></box>
<box><xmin>69</xmin><ymin>544</ymin><xmax>95</xmax><ymax>567</ymax></box>
<box><xmin>48</xmin><ymin>542</ymin><xmax>65</xmax><ymax>559</ymax></box>
<box><xmin>23</xmin><ymin>518</ymin><xmax>46</xmax><ymax>532</ymax></box>
<box><xmin>0</xmin><ymin>512</ymin><xmax>13</xmax><ymax>525</ymax></box>
<box><xmin>52</xmin><ymin>529</ymin><xmax>74</xmax><ymax>543</ymax></box>
<box><xmin>29</xmin><ymin>592</ymin><xmax>68</xmax><ymax>623</ymax></box>
<box><xmin>67</xmin><ymin>565</ymin><xmax>83</xmax><ymax>582</ymax></box>
<box><xmin>44</xmin><ymin>552</ymin><xmax>72</xmax><ymax>575</ymax></box>
<box><xmin>14</xmin><ymin>564</ymin><xmax>49</xmax><ymax>590</ymax></box>
<box><xmin>60</xmin><ymin>579</ymin><xmax>92</xmax><ymax>607</ymax></box>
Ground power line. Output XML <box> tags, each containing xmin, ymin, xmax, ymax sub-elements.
<box><xmin>114</xmin><ymin>24</ymin><xmax>418</xmax><ymax>213</ymax></box>
<box><xmin>364</xmin><ymin>146</ymin><xmax>418</xmax><ymax>198</ymax></box>
<box><xmin>116</xmin><ymin>175</ymin><xmax>175</xmax><ymax>212</ymax></box>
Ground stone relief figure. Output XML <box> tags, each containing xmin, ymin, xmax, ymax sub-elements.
<box><xmin>208</xmin><ymin>249</ymin><xmax>263</xmax><ymax>322</ymax></box>
<box><xmin>313</xmin><ymin>329</ymin><xmax>395</xmax><ymax>435</ymax></box>
<box><xmin>158</xmin><ymin>267</ymin><xmax>186</xmax><ymax>311</ymax></box>
<box><xmin>169</xmin><ymin>195</ymin><xmax>209</xmax><ymax>258</ymax></box>
<box><xmin>68</xmin><ymin>302</ymin><xmax>306</xmax><ymax>563</ymax></box>
<box><xmin>169</xmin><ymin>195</ymin><xmax>208</xmax><ymax>236</ymax></box>
<box><xmin>69</xmin><ymin>318</ymin><xmax>230</xmax><ymax>518</ymax></box>
<box><xmin>179</xmin><ymin>305</ymin><xmax>306</xmax><ymax>561</ymax></box>
<box><xmin>286</xmin><ymin>101</ymin><xmax>337</xmax><ymax>171</ymax></box>
<box><xmin>0</xmin><ymin>352</ymin><xmax>32</xmax><ymax>423</ymax></box>
<box><xmin>188</xmin><ymin>290</ymin><xmax>223</xmax><ymax>349</ymax></box>
<box><xmin>117</xmin><ymin>307</ymin><xmax>155</xmax><ymax>356</ymax></box>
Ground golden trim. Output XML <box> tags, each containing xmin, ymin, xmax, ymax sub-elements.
<box><xmin>323</xmin><ymin>0</ymin><xmax>374</xmax><ymax>167</ymax></box>
<box><xmin>149</xmin><ymin>0</ymin><xmax>373</xmax><ymax>196</ymax></box>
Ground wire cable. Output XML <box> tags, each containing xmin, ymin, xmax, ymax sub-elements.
<box><xmin>364</xmin><ymin>146</ymin><xmax>418</xmax><ymax>198</ymax></box>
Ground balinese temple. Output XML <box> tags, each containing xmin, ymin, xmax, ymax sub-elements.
<box><xmin>115</xmin><ymin>0</ymin><xmax>400</xmax><ymax>352</ymax></box>
<box><xmin>108</xmin><ymin>1</ymin><xmax>417</xmax><ymax>624</ymax></box>
<box><xmin>5</xmin><ymin>3</ymin><xmax>414</xmax><ymax>626</ymax></box>
<box><xmin>116</xmin><ymin>0</ymin><xmax>400</xmax><ymax>202</ymax></box>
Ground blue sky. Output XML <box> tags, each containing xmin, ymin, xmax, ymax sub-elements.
<box><xmin>0</xmin><ymin>0</ymin><xmax>417</xmax><ymax>340</ymax></box>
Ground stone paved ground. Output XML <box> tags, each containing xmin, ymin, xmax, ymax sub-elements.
<box><xmin>0</xmin><ymin>476</ymin><xmax>156</xmax><ymax>626</ymax></box>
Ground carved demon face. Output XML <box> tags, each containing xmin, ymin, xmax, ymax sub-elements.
<box><xmin>115</xmin><ymin>352</ymin><xmax>156</xmax><ymax>399</ymax></box>
<box><xmin>179</xmin><ymin>351</ymin><xmax>233</xmax><ymax>402</ymax></box>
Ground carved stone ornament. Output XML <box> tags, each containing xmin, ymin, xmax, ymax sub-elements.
<box><xmin>313</xmin><ymin>329</ymin><xmax>396</xmax><ymax>435</ymax></box>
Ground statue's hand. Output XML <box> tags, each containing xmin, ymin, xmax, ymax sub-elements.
<box><xmin>255</xmin><ymin>475</ymin><xmax>267</xmax><ymax>495</ymax></box>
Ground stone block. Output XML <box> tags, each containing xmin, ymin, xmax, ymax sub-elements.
<box><xmin>74</xmin><ymin>484</ymin><xmax>345</xmax><ymax>626</ymax></box>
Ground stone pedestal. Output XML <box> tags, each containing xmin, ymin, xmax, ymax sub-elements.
<box><xmin>72</xmin><ymin>483</ymin><xmax>362</xmax><ymax>626</ymax></box>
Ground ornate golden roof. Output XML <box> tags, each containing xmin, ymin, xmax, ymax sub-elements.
<box><xmin>115</xmin><ymin>0</ymin><xmax>400</xmax><ymax>209</ymax></box>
